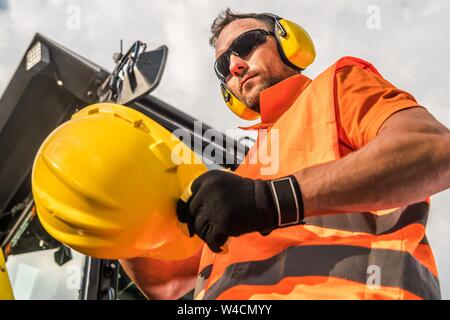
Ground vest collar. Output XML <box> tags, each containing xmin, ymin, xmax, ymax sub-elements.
<box><xmin>239</xmin><ymin>73</ymin><xmax>311</xmax><ymax>131</ymax></box>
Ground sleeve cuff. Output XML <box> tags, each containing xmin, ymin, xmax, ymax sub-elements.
<box><xmin>364</xmin><ymin>103</ymin><xmax>425</xmax><ymax>144</ymax></box>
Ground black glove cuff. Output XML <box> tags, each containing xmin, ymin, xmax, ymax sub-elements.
<box><xmin>268</xmin><ymin>176</ymin><xmax>305</xmax><ymax>227</ymax></box>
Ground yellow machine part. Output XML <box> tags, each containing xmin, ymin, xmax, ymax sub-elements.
<box><xmin>32</xmin><ymin>103</ymin><xmax>206</xmax><ymax>260</ymax></box>
<box><xmin>0</xmin><ymin>249</ymin><xmax>14</xmax><ymax>300</ymax></box>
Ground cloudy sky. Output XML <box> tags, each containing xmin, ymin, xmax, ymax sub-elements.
<box><xmin>1</xmin><ymin>0</ymin><xmax>449</xmax><ymax>299</ymax></box>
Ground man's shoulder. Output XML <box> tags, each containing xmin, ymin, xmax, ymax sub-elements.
<box><xmin>311</xmin><ymin>56</ymin><xmax>381</xmax><ymax>84</ymax></box>
<box><xmin>333</xmin><ymin>56</ymin><xmax>381</xmax><ymax>76</ymax></box>
<box><xmin>335</xmin><ymin>56</ymin><xmax>375</xmax><ymax>69</ymax></box>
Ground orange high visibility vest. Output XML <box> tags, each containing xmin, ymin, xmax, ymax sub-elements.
<box><xmin>194</xmin><ymin>56</ymin><xmax>440</xmax><ymax>300</ymax></box>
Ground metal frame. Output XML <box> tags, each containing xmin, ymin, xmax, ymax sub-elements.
<box><xmin>81</xmin><ymin>257</ymin><xmax>119</xmax><ymax>300</ymax></box>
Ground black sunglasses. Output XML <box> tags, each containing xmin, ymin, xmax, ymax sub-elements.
<box><xmin>214</xmin><ymin>29</ymin><xmax>275</xmax><ymax>83</ymax></box>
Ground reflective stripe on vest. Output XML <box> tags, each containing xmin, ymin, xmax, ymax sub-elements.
<box><xmin>195</xmin><ymin>56</ymin><xmax>440</xmax><ymax>300</ymax></box>
<box><xmin>203</xmin><ymin>245</ymin><xmax>440</xmax><ymax>300</ymax></box>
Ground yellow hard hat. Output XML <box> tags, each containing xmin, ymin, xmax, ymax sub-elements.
<box><xmin>31</xmin><ymin>103</ymin><xmax>206</xmax><ymax>260</ymax></box>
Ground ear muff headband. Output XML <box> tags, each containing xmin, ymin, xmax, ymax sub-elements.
<box><xmin>271</xmin><ymin>15</ymin><xmax>316</xmax><ymax>70</ymax></box>
<box><xmin>219</xmin><ymin>14</ymin><xmax>316</xmax><ymax>121</ymax></box>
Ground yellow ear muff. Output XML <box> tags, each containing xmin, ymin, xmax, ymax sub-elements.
<box><xmin>220</xmin><ymin>83</ymin><xmax>260</xmax><ymax>121</ymax></box>
<box><xmin>218</xmin><ymin>14</ymin><xmax>315</xmax><ymax>121</ymax></box>
<box><xmin>274</xmin><ymin>18</ymin><xmax>316</xmax><ymax>70</ymax></box>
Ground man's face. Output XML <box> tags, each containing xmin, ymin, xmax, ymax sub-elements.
<box><xmin>215</xmin><ymin>18</ymin><xmax>298</xmax><ymax>112</ymax></box>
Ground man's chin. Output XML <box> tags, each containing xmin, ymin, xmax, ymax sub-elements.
<box><xmin>240</xmin><ymin>76</ymin><xmax>285</xmax><ymax>113</ymax></box>
<box><xmin>243</xmin><ymin>96</ymin><xmax>260</xmax><ymax>113</ymax></box>
<box><xmin>241</xmin><ymin>84</ymin><xmax>266</xmax><ymax>112</ymax></box>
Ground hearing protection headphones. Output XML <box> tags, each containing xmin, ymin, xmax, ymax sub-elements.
<box><xmin>220</xmin><ymin>14</ymin><xmax>316</xmax><ymax>120</ymax></box>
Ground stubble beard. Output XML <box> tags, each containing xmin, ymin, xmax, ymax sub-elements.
<box><xmin>241</xmin><ymin>75</ymin><xmax>286</xmax><ymax>113</ymax></box>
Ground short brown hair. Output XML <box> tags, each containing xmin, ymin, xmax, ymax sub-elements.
<box><xmin>209</xmin><ymin>8</ymin><xmax>275</xmax><ymax>48</ymax></box>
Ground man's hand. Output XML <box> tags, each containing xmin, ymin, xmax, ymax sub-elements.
<box><xmin>177</xmin><ymin>170</ymin><xmax>304</xmax><ymax>253</ymax></box>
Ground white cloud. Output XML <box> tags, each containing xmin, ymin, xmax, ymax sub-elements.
<box><xmin>1</xmin><ymin>0</ymin><xmax>449</xmax><ymax>299</ymax></box>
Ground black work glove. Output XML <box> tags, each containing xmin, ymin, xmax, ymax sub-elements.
<box><xmin>176</xmin><ymin>170</ymin><xmax>304</xmax><ymax>253</ymax></box>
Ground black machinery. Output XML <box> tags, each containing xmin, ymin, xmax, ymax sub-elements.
<box><xmin>0</xmin><ymin>34</ymin><xmax>248</xmax><ymax>300</ymax></box>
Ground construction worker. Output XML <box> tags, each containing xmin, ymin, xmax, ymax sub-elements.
<box><xmin>120</xmin><ymin>9</ymin><xmax>450</xmax><ymax>300</ymax></box>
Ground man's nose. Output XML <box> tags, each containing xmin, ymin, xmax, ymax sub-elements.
<box><xmin>229</xmin><ymin>54</ymin><xmax>248</xmax><ymax>78</ymax></box>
